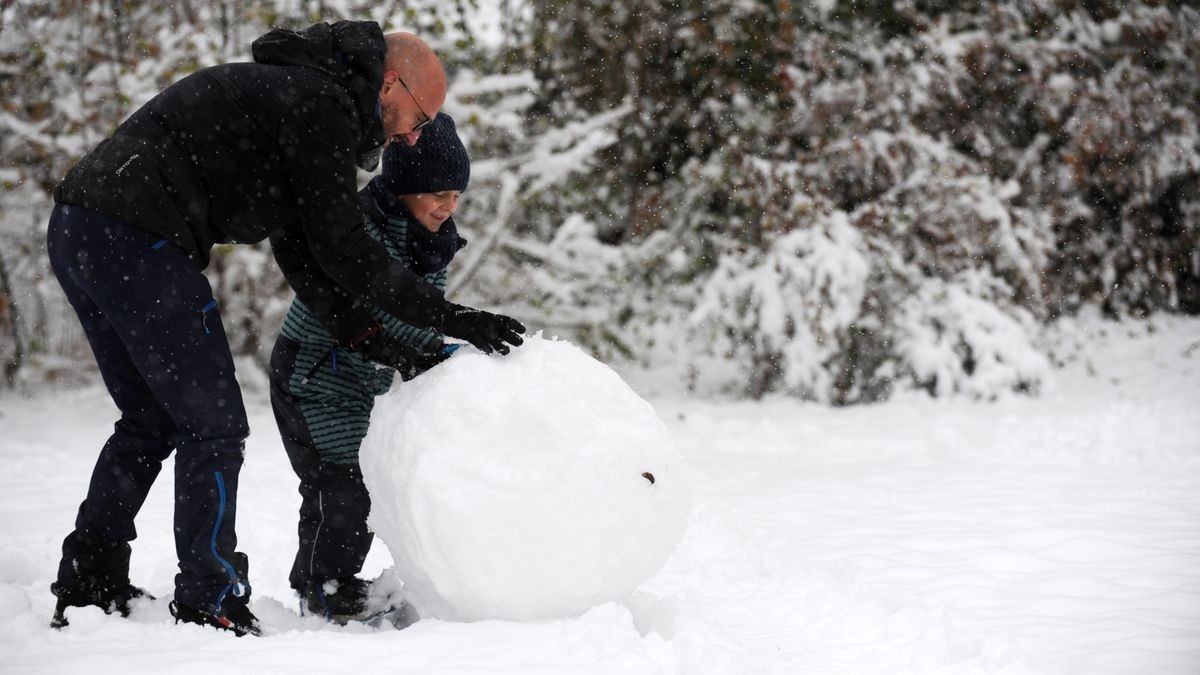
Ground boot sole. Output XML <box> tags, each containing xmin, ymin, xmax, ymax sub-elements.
<box><xmin>169</xmin><ymin>600</ymin><xmax>262</xmax><ymax>637</ymax></box>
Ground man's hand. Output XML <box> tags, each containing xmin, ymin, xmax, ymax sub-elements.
<box><xmin>439</xmin><ymin>304</ymin><xmax>525</xmax><ymax>355</ymax></box>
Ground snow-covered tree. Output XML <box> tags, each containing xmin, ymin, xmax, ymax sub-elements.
<box><xmin>504</xmin><ymin>0</ymin><xmax>1197</xmax><ymax>402</ymax></box>
<box><xmin>3</xmin><ymin>0</ymin><xmax>1195</xmax><ymax>404</ymax></box>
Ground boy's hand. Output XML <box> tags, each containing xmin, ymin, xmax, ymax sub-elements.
<box><xmin>439</xmin><ymin>304</ymin><xmax>525</xmax><ymax>355</ymax></box>
<box><xmin>352</xmin><ymin>328</ymin><xmax>453</xmax><ymax>381</ymax></box>
<box><xmin>393</xmin><ymin>344</ymin><xmax>453</xmax><ymax>381</ymax></box>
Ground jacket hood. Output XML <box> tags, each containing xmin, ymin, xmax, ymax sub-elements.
<box><xmin>252</xmin><ymin>21</ymin><xmax>386</xmax><ymax>170</ymax></box>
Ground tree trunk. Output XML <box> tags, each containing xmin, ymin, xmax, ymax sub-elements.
<box><xmin>0</xmin><ymin>249</ymin><xmax>24</xmax><ymax>388</ymax></box>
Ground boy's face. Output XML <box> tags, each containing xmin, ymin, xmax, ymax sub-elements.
<box><xmin>402</xmin><ymin>191</ymin><xmax>462</xmax><ymax>232</ymax></box>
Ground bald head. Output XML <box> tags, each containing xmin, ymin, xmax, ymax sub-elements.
<box><xmin>383</xmin><ymin>33</ymin><xmax>446</xmax><ymax>97</ymax></box>
<box><xmin>378</xmin><ymin>32</ymin><xmax>448</xmax><ymax>146</ymax></box>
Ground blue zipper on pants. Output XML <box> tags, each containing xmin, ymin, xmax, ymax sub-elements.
<box><xmin>200</xmin><ymin>299</ymin><xmax>218</xmax><ymax>336</ymax></box>
<box><xmin>211</xmin><ymin>471</ymin><xmax>245</xmax><ymax>613</ymax></box>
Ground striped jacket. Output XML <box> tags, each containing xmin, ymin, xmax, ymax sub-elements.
<box><xmin>278</xmin><ymin>188</ymin><xmax>454</xmax><ymax>461</ymax></box>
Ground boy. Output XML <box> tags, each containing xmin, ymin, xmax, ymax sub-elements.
<box><xmin>270</xmin><ymin>112</ymin><xmax>475</xmax><ymax>622</ymax></box>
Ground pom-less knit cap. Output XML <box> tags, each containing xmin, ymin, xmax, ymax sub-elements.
<box><xmin>382</xmin><ymin>112</ymin><xmax>470</xmax><ymax>195</ymax></box>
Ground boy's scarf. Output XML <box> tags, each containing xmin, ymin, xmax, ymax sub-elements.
<box><xmin>368</xmin><ymin>177</ymin><xmax>466</xmax><ymax>276</ymax></box>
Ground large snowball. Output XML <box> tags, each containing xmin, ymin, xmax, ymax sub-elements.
<box><xmin>360</xmin><ymin>335</ymin><xmax>691</xmax><ymax>622</ymax></box>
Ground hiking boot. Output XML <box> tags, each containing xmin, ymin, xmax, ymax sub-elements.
<box><xmin>304</xmin><ymin>575</ymin><xmax>415</xmax><ymax>627</ymax></box>
<box><xmin>169</xmin><ymin>601</ymin><xmax>262</xmax><ymax>637</ymax></box>
<box><xmin>304</xmin><ymin>576</ymin><xmax>370</xmax><ymax>623</ymax></box>
<box><xmin>50</xmin><ymin>577</ymin><xmax>154</xmax><ymax>629</ymax></box>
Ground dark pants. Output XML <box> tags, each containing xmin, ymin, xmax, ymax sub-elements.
<box><xmin>46</xmin><ymin>203</ymin><xmax>251</xmax><ymax>613</ymax></box>
<box><xmin>269</xmin><ymin>337</ymin><xmax>373</xmax><ymax>593</ymax></box>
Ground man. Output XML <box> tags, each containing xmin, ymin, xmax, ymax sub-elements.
<box><xmin>45</xmin><ymin>21</ymin><xmax>523</xmax><ymax>637</ymax></box>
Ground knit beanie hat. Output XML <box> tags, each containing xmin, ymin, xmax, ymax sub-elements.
<box><xmin>382</xmin><ymin>112</ymin><xmax>470</xmax><ymax>195</ymax></box>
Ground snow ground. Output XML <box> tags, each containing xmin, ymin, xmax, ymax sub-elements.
<box><xmin>0</xmin><ymin>315</ymin><xmax>1197</xmax><ymax>674</ymax></box>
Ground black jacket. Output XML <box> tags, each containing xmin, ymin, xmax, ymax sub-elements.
<box><xmin>54</xmin><ymin>21</ymin><xmax>449</xmax><ymax>328</ymax></box>
<box><xmin>271</xmin><ymin>185</ymin><xmax>433</xmax><ymax>347</ymax></box>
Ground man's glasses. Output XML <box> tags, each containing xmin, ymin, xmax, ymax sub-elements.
<box><xmin>397</xmin><ymin>77</ymin><xmax>433</xmax><ymax>133</ymax></box>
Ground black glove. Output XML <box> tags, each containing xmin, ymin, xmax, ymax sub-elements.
<box><xmin>347</xmin><ymin>324</ymin><xmax>453</xmax><ymax>381</ymax></box>
<box><xmin>438</xmin><ymin>304</ymin><xmax>526</xmax><ymax>355</ymax></box>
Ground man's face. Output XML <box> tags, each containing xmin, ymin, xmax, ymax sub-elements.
<box><xmin>402</xmin><ymin>191</ymin><xmax>462</xmax><ymax>232</ymax></box>
<box><xmin>379</xmin><ymin>72</ymin><xmax>436</xmax><ymax>147</ymax></box>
